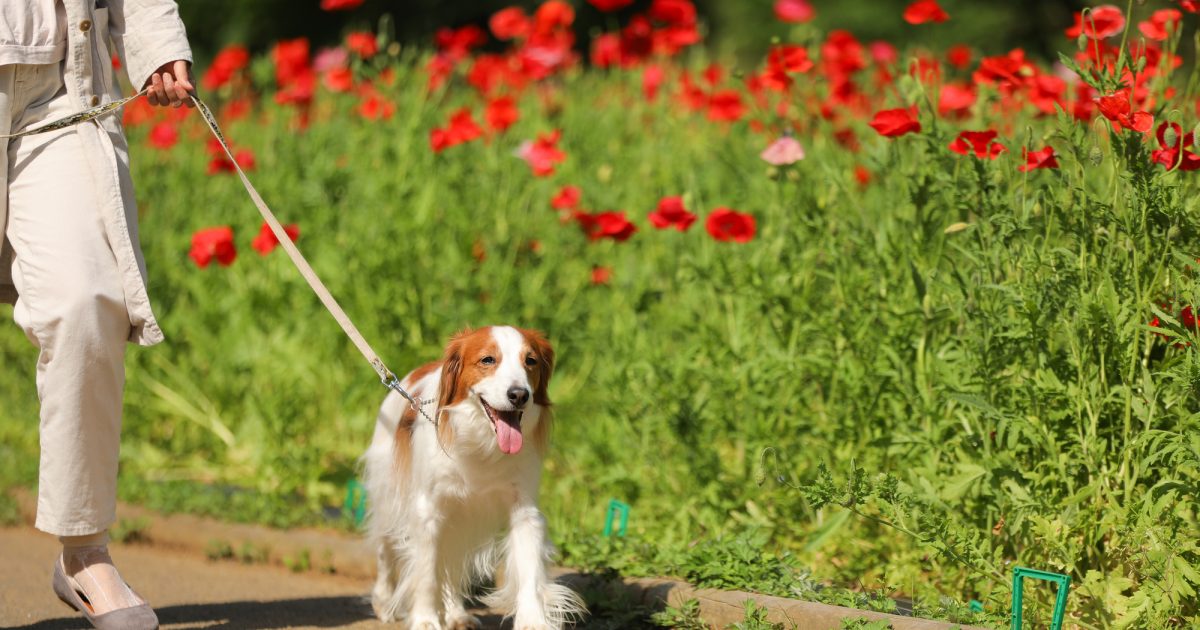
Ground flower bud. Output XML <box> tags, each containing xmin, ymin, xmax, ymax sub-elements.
<box><xmin>1164</xmin><ymin>126</ymin><xmax>1179</xmax><ymax>148</ymax></box>
<box><xmin>1089</xmin><ymin>146</ymin><xmax>1104</xmax><ymax>166</ymax></box>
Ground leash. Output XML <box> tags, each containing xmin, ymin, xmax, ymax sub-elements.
<box><xmin>2</xmin><ymin>87</ymin><xmax>437</xmax><ymax>425</ymax></box>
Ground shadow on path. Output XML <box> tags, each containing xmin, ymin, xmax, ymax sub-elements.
<box><xmin>5</xmin><ymin>595</ymin><xmax>507</xmax><ymax>630</ymax></box>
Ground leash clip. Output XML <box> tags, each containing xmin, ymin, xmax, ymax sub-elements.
<box><xmin>376</xmin><ymin>361</ymin><xmax>437</xmax><ymax>426</ymax></box>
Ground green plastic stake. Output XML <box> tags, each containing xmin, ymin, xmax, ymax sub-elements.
<box><xmin>1011</xmin><ymin>566</ymin><xmax>1070</xmax><ymax>630</ymax></box>
<box><xmin>969</xmin><ymin>600</ymin><xmax>983</xmax><ymax>613</ymax></box>
<box><xmin>344</xmin><ymin>479</ymin><xmax>367</xmax><ymax>526</ymax></box>
<box><xmin>603</xmin><ymin>499</ymin><xmax>629</xmax><ymax>537</ymax></box>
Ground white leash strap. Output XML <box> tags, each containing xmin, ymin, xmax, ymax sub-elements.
<box><xmin>3</xmin><ymin>88</ymin><xmax>433</xmax><ymax>423</ymax></box>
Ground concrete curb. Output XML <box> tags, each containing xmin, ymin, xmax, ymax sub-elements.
<box><xmin>13</xmin><ymin>491</ymin><xmax>988</xmax><ymax>629</ymax></box>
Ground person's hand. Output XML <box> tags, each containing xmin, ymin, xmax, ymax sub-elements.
<box><xmin>144</xmin><ymin>60</ymin><xmax>195</xmax><ymax>108</ymax></box>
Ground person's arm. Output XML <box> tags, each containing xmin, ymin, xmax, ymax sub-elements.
<box><xmin>105</xmin><ymin>0</ymin><xmax>194</xmax><ymax>107</ymax></box>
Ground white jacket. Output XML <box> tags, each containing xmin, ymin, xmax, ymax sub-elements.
<box><xmin>0</xmin><ymin>0</ymin><xmax>192</xmax><ymax>345</ymax></box>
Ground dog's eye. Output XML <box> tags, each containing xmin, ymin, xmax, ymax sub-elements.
<box><xmin>480</xmin><ymin>356</ymin><xmax>496</xmax><ymax>365</ymax></box>
<box><xmin>525</xmin><ymin>356</ymin><xmax>538</xmax><ymax>367</ymax></box>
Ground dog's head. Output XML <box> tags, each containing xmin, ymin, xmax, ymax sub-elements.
<box><xmin>437</xmin><ymin>326</ymin><xmax>554</xmax><ymax>456</ymax></box>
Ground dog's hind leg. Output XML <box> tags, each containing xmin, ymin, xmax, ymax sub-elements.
<box><xmin>370</xmin><ymin>536</ymin><xmax>403</xmax><ymax>621</ymax></box>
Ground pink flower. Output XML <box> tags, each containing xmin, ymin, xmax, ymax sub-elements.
<box><xmin>515</xmin><ymin>130</ymin><xmax>567</xmax><ymax>177</ymax></box>
<box><xmin>760</xmin><ymin>135</ymin><xmax>805</xmax><ymax>165</ymax></box>
<box><xmin>774</xmin><ymin>0</ymin><xmax>815</xmax><ymax>23</ymax></box>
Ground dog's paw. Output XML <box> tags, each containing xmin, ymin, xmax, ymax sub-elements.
<box><xmin>513</xmin><ymin>616</ymin><xmax>552</xmax><ymax>630</ymax></box>
<box><xmin>370</xmin><ymin>597</ymin><xmax>398</xmax><ymax>622</ymax></box>
<box><xmin>444</xmin><ymin>612</ymin><xmax>482</xmax><ymax>630</ymax></box>
<box><xmin>407</xmin><ymin>612</ymin><xmax>443</xmax><ymax>630</ymax></box>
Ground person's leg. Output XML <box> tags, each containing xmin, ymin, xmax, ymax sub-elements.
<box><xmin>6</xmin><ymin>63</ymin><xmax>142</xmax><ymax>615</ymax></box>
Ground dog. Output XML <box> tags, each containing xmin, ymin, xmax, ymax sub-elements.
<box><xmin>361</xmin><ymin>326</ymin><xmax>585</xmax><ymax>630</ymax></box>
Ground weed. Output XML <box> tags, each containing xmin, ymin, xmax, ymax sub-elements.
<box><xmin>0</xmin><ymin>490</ymin><xmax>20</xmax><ymax>527</ymax></box>
<box><xmin>204</xmin><ymin>539</ymin><xmax>234</xmax><ymax>561</ymax></box>
<box><xmin>650</xmin><ymin>599</ymin><xmax>708</xmax><ymax>629</ymax></box>
<box><xmin>838</xmin><ymin>618</ymin><xmax>892</xmax><ymax>630</ymax></box>
<box><xmin>283</xmin><ymin>548</ymin><xmax>311</xmax><ymax>573</ymax></box>
<box><xmin>109</xmin><ymin>517</ymin><xmax>151</xmax><ymax>544</ymax></box>
<box><xmin>729</xmin><ymin>600</ymin><xmax>786</xmax><ymax>630</ymax></box>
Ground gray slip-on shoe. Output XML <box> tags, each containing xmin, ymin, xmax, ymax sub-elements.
<box><xmin>52</xmin><ymin>557</ymin><xmax>159</xmax><ymax>630</ymax></box>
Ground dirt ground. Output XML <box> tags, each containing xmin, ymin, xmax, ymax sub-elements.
<box><xmin>0</xmin><ymin>526</ymin><xmax>509</xmax><ymax>630</ymax></box>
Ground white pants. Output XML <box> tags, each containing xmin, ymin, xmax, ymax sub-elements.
<box><xmin>3</xmin><ymin>62</ymin><xmax>131</xmax><ymax>536</ymax></box>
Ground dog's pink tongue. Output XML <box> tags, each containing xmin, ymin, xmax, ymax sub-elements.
<box><xmin>495</xmin><ymin>418</ymin><xmax>523</xmax><ymax>455</ymax></box>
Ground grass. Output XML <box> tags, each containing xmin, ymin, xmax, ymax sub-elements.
<box><xmin>2</xmin><ymin>6</ymin><xmax>1200</xmax><ymax>628</ymax></box>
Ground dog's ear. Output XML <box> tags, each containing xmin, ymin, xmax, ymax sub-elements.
<box><xmin>438</xmin><ymin>330</ymin><xmax>469</xmax><ymax>412</ymax></box>
<box><xmin>522</xmin><ymin>329</ymin><xmax>555</xmax><ymax>406</ymax></box>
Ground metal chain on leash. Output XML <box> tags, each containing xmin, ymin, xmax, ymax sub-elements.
<box><xmin>2</xmin><ymin>87</ymin><xmax>437</xmax><ymax>426</ymax></box>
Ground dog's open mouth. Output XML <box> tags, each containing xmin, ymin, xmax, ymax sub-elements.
<box><xmin>480</xmin><ymin>398</ymin><xmax>524</xmax><ymax>455</ymax></box>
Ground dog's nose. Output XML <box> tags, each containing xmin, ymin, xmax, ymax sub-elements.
<box><xmin>507</xmin><ymin>386</ymin><xmax>530</xmax><ymax>408</ymax></box>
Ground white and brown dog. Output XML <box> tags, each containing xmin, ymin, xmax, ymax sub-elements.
<box><xmin>361</xmin><ymin>326</ymin><xmax>584</xmax><ymax>629</ymax></box>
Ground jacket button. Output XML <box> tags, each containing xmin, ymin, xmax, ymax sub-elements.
<box><xmin>90</xmin><ymin>95</ymin><xmax>100</xmax><ymax>106</ymax></box>
<box><xmin>79</xmin><ymin>19</ymin><xmax>92</xmax><ymax>32</ymax></box>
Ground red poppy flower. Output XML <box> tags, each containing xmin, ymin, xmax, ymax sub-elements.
<box><xmin>358</xmin><ymin>91</ymin><xmax>395</xmax><ymax>120</ymax></box>
<box><xmin>202</xmin><ymin>45</ymin><xmax>249</xmax><ymax>91</ymax></box>
<box><xmin>1139</xmin><ymin>9</ymin><xmax>1182</xmax><ymax>41</ymax></box>
<box><xmin>948</xmin><ymin>130</ymin><xmax>1007</xmax><ymax>159</ymax></box>
<box><xmin>1018</xmin><ymin>147</ymin><xmax>1059</xmax><ymax>172</ymax></box>
<box><xmin>1184</xmin><ymin>306</ymin><xmax>1199</xmax><ymax>331</ymax></box>
<box><xmin>251</xmin><ymin>222</ymin><xmax>300</xmax><ymax>256</ymax></box>
<box><xmin>648</xmin><ymin>196</ymin><xmax>697</xmax><ymax>231</ymax></box>
<box><xmin>767</xmin><ymin>45</ymin><xmax>814</xmax><ymax>74</ymax></box>
<box><xmin>434</xmin><ymin>25</ymin><xmax>488</xmax><ymax>62</ymax></box>
<box><xmin>946</xmin><ymin>44</ymin><xmax>972</xmax><ymax>69</ymax></box>
<box><xmin>578</xmin><ymin>210</ymin><xmax>637</xmax><ymax>241</ymax></box>
<box><xmin>903</xmin><ymin>0</ymin><xmax>949</xmax><ymax>25</ymax></box>
<box><xmin>534</xmin><ymin>1</ymin><xmax>575</xmax><ymax>33</ymax></box>
<box><xmin>551</xmin><ymin>186</ymin><xmax>582</xmax><ymax>210</ymax></box>
<box><xmin>1183</xmin><ymin>0</ymin><xmax>1200</xmax><ymax>13</ymax></box>
<box><xmin>485</xmin><ymin>96</ymin><xmax>520</xmax><ymax>133</ymax></box>
<box><xmin>938</xmin><ymin>83</ymin><xmax>976</xmax><ymax>117</ymax></box>
<box><xmin>322</xmin><ymin>67</ymin><xmax>354</xmax><ymax>92</ymax></box>
<box><xmin>490</xmin><ymin>7</ymin><xmax>531</xmax><ymax>41</ymax></box>
<box><xmin>854</xmin><ymin>165</ymin><xmax>872</xmax><ymax>186</ymax></box>
<box><xmin>430</xmin><ymin>108</ymin><xmax>483</xmax><ymax>153</ymax></box>
<box><xmin>516</xmin><ymin>130</ymin><xmax>567</xmax><ymax>176</ymax></box>
<box><xmin>207</xmin><ymin>149</ymin><xmax>256</xmax><ymax>175</ymax></box>
<box><xmin>591</xmin><ymin>266</ymin><xmax>612</xmax><ymax>285</ymax></box>
<box><xmin>273</xmin><ymin>38</ymin><xmax>311</xmax><ymax>87</ymax></box>
<box><xmin>642</xmin><ymin>64</ymin><xmax>664</xmax><ymax>101</ymax></box>
<box><xmin>189</xmin><ymin>226</ymin><xmax>237</xmax><ymax>268</ymax></box>
<box><xmin>1151</xmin><ymin>122</ymin><xmax>1200</xmax><ymax>171</ymax></box>
<box><xmin>706</xmin><ymin>208</ymin><xmax>755</xmax><ymax>243</ymax></box>
<box><xmin>650</xmin><ymin>0</ymin><xmax>697</xmax><ymax>25</ymax></box>
<box><xmin>587</xmin><ymin>0</ymin><xmax>634</xmax><ymax>11</ymax></box>
<box><xmin>1095</xmin><ymin>89</ymin><xmax>1153</xmax><ymax>133</ymax></box>
<box><xmin>707</xmin><ymin>90</ymin><xmax>746</xmax><ymax>122</ymax></box>
<box><xmin>148</xmin><ymin>122</ymin><xmax>178</xmax><ymax>150</ymax></box>
<box><xmin>1065</xmin><ymin>5</ymin><xmax>1125</xmax><ymax>39</ymax></box>
<box><xmin>346</xmin><ymin>32</ymin><xmax>378</xmax><ymax>58</ymax></box>
<box><xmin>868</xmin><ymin>107</ymin><xmax>921</xmax><ymax>137</ymax></box>
<box><xmin>774</xmin><ymin>0</ymin><xmax>815</xmax><ymax>23</ymax></box>
<box><xmin>320</xmin><ymin>0</ymin><xmax>363</xmax><ymax>10</ymax></box>
<box><xmin>111</xmin><ymin>52</ymin><xmax>121</xmax><ymax>71</ymax></box>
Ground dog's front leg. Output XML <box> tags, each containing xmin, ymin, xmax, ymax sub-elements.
<box><xmin>501</xmin><ymin>501</ymin><xmax>583</xmax><ymax>630</ymax></box>
<box><xmin>404</xmin><ymin>495</ymin><xmax>445</xmax><ymax>630</ymax></box>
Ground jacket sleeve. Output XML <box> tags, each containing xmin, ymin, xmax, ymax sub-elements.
<box><xmin>106</xmin><ymin>0</ymin><xmax>193</xmax><ymax>91</ymax></box>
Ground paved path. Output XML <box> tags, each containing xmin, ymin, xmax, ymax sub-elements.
<box><xmin>0</xmin><ymin>527</ymin><xmax>508</xmax><ymax>630</ymax></box>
